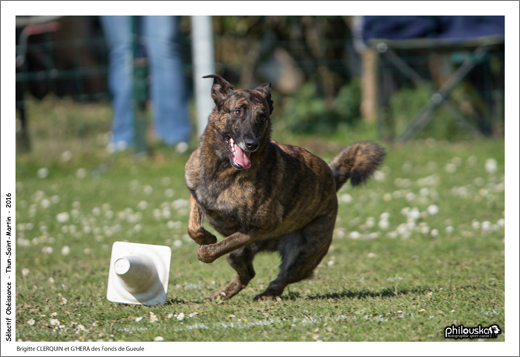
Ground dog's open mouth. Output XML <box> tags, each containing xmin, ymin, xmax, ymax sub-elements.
<box><xmin>224</xmin><ymin>136</ymin><xmax>251</xmax><ymax>169</ymax></box>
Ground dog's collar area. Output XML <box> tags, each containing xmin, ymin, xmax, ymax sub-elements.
<box><xmin>224</xmin><ymin>135</ymin><xmax>251</xmax><ymax>170</ymax></box>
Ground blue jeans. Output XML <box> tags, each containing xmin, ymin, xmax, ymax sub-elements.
<box><xmin>101</xmin><ymin>16</ymin><xmax>191</xmax><ymax>147</ymax></box>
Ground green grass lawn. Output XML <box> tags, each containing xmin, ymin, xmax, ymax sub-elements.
<box><xmin>12</xmin><ymin>100</ymin><xmax>507</xmax><ymax>345</ymax></box>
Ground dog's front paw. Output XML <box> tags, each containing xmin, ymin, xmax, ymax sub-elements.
<box><xmin>196</xmin><ymin>245</ymin><xmax>216</xmax><ymax>263</ymax></box>
<box><xmin>188</xmin><ymin>228</ymin><xmax>217</xmax><ymax>245</ymax></box>
<box><xmin>199</xmin><ymin>232</ymin><xmax>217</xmax><ymax>245</ymax></box>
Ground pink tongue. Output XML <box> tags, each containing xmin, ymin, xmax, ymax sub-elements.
<box><xmin>234</xmin><ymin>144</ymin><xmax>251</xmax><ymax>168</ymax></box>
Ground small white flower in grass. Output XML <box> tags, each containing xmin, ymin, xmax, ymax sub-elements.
<box><xmin>472</xmin><ymin>221</ymin><xmax>480</xmax><ymax>229</ymax></box>
<box><xmin>76</xmin><ymin>325</ymin><xmax>85</xmax><ymax>333</ymax></box>
<box><xmin>177</xmin><ymin>313</ymin><xmax>185</xmax><ymax>321</ymax></box>
<box><xmin>84</xmin><ymin>248</ymin><xmax>92</xmax><ymax>255</ymax></box>
<box><xmin>367</xmin><ymin>252</ymin><xmax>376</xmax><ymax>259</ymax></box>
<box><xmin>387</xmin><ymin>231</ymin><xmax>398</xmax><ymax>239</ymax></box>
<box><xmin>153</xmin><ymin>209</ymin><xmax>162</xmax><ymax>220</ymax></box>
<box><xmin>383</xmin><ymin>193</ymin><xmax>392</xmax><ymax>201</ymax></box>
<box><xmin>444</xmin><ymin>163</ymin><xmax>456</xmax><ymax>173</ymax></box>
<box><xmin>430</xmin><ymin>229</ymin><xmax>439</xmax><ymax>237</ymax></box>
<box><xmin>61</xmin><ymin>150</ymin><xmax>72</xmax><ymax>162</ymax></box>
<box><xmin>150</xmin><ymin>314</ymin><xmax>158</xmax><ymax>323</ymax></box>
<box><xmin>50</xmin><ymin>319</ymin><xmax>60</xmax><ymax>326</ymax></box>
<box><xmin>497</xmin><ymin>219</ymin><xmax>504</xmax><ymax>227</ymax></box>
<box><xmin>369</xmin><ymin>232</ymin><xmax>380</xmax><ymax>239</ymax></box>
<box><xmin>56</xmin><ymin>212</ymin><xmax>70</xmax><ymax>223</ymax></box>
<box><xmin>116</xmin><ymin>141</ymin><xmax>128</xmax><ymax>151</ymax></box>
<box><xmin>474</xmin><ymin>177</ymin><xmax>484</xmax><ymax>186</ymax></box>
<box><xmin>481</xmin><ymin>221</ymin><xmax>492</xmax><ymax>231</ymax></box>
<box><xmin>419</xmin><ymin>187</ymin><xmax>430</xmax><ymax>196</ymax></box>
<box><xmin>451</xmin><ymin>156</ymin><xmax>462</xmax><ymax>166</ymax></box>
<box><xmin>168</xmin><ymin>221</ymin><xmax>182</xmax><ymax>230</ymax></box>
<box><xmin>135</xmin><ymin>317</ymin><xmax>143</xmax><ymax>322</ymax></box>
<box><xmin>407</xmin><ymin>208</ymin><xmax>421</xmax><ymax>221</ymax></box>
<box><xmin>467</xmin><ymin>156</ymin><xmax>478</xmax><ymax>166</ymax></box>
<box><xmin>446</xmin><ymin>226</ymin><xmax>454</xmax><ymax>233</ymax></box>
<box><xmin>334</xmin><ymin>227</ymin><xmax>346</xmax><ymax>238</ymax></box>
<box><xmin>76</xmin><ymin>168</ymin><xmax>87</xmax><ymax>179</ymax></box>
<box><xmin>42</xmin><ymin>246</ymin><xmax>53</xmax><ymax>255</ymax></box>
<box><xmin>485</xmin><ymin>158</ymin><xmax>497</xmax><ymax>174</ymax></box>
<box><xmin>154</xmin><ymin>336</ymin><xmax>164</xmax><ymax>342</ymax></box>
<box><xmin>427</xmin><ymin>205</ymin><xmax>439</xmax><ymax>215</ymax></box>
<box><xmin>373</xmin><ymin>170</ymin><xmax>385</xmax><ymax>181</ymax></box>
<box><xmin>165</xmin><ymin>188</ymin><xmax>175</xmax><ymax>198</ymax></box>
<box><xmin>162</xmin><ymin>177</ymin><xmax>171</xmax><ymax>186</ymax></box>
<box><xmin>144</xmin><ymin>186</ymin><xmax>153</xmax><ymax>195</ymax></box>
<box><xmin>28</xmin><ymin>319</ymin><xmax>36</xmax><ymax>326</ymax></box>
<box><xmin>378</xmin><ymin>220</ymin><xmax>389</xmax><ymax>230</ymax></box>
<box><xmin>61</xmin><ymin>298</ymin><xmax>68</xmax><ymax>305</ymax></box>
<box><xmin>92</xmin><ymin>321</ymin><xmax>98</xmax><ymax>327</ymax></box>
<box><xmin>349</xmin><ymin>231</ymin><xmax>360</xmax><ymax>239</ymax></box>
<box><xmin>175</xmin><ymin>142</ymin><xmax>189</xmax><ymax>154</ymax></box>
<box><xmin>188</xmin><ymin>312</ymin><xmax>198</xmax><ymax>318</ymax></box>
<box><xmin>51</xmin><ymin>312</ymin><xmax>58</xmax><ymax>317</ymax></box>
<box><xmin>173</xmin><ymin>240</ymin><xmax>183</xmax><ymax>248</ymax></box>
<box><xmin>406</xmin><ymin>192</ymin><xmax>416</xmax><ymax>201</ymax></box>
<box><xmin>137</xmin><ymin>201</ymin><xmax>148</xmax><ymax>210</ymax></box>
<box><xmin>37</xmin><ymin>168</ymin><xmax>49</xmax><ymax>179</ymax></box>
<box><xmin>167</xmin><ymin>313</ymin><xmax>174</xmax><ymax>319</ymax></box>
<box><xmin>172</xmin><ymin>198</ymin><xmax>188</xmax><ymax>209</ymax></box>
<box><xmin>40</xmin><ymin>199</ymin><xmax>50</xmax><ymax>209</ymax></box>
<box><xmin>61</xmin><ymin>246</ymin><xmax>70</xmax><ymax>256</ymax></box>
<box><xmin>162</xmin><ymin>209</ymin><xmax>171</xmax><ymax>219</ymax></box>
<box><xmin>22</xmin><ymin>268</ymin><xmax>30</xmax><ymax>276</ymax></box>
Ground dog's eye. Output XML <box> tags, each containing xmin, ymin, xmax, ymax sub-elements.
<box><xmin>234</xmin><ymin>108</ymin><xmax>242</xmax><ymax>117</ymax></box>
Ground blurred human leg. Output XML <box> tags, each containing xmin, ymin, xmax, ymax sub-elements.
<box><xmin>142</xmin><ymin>16</ymin><xmax>191</xmax><ymax>146</ymax></box>
<box><xmin>100</xmin><ymin>16</ymin><xmax>134</xmax><ymax>149</ymax></box>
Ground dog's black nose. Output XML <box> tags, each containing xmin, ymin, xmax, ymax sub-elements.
<box><xmin>244</xmin><ymin>139</ymin><xmax>259</xmax><ymax>152</ymax></box>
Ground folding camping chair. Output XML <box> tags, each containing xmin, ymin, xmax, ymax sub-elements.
<box><xmin>369</xmin><ymin>35</ymin><xmax>504</xmax><ymax>142</ymax></box>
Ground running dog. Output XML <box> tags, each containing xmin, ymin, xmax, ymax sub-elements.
<box><xmin>185</xmin><ymin>74</ymin><xmax>385</xmax><ymax>300</ymax></box>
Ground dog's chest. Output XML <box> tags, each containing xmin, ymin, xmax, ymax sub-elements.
<box><xmin>195</xmin><ymin>179</ymin><xmax>258</xmax><ymax>231</ymax></box>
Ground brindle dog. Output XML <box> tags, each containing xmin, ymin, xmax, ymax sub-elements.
<box><xmin>185</xmin><ymin>74</ymin><xmax>385</xmax><ymax>301</ymax></box>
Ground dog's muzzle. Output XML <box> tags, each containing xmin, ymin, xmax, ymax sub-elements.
<box><xmin>225</xmin><ymin>136</ymin><xmax>252</xmax><ymax>169</ymax></box>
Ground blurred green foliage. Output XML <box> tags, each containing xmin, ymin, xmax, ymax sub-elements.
<box><xmin>277</xmin><ymin>78</ymin><xmax>361</xmax><ymax>134</ymax></box>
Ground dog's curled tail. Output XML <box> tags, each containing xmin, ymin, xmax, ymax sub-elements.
<box><xmin>328</xmin><ymin>141</ymin><xmax>385</xmax><ymax>192</ymax></box>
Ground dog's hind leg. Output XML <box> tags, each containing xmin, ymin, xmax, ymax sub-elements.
<box><xmin>207</xmin><ymin>244</ymin><xmax>257</xmax><ymax>301</ymax></box>
<box><xmin>254</xmin><ymin>213</ymin><xmax>335</xmax><ymax>301</ymax></box>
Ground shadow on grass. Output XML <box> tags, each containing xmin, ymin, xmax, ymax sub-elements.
<box><xmin>285</xmin><ymin>286</ymin><xmax>429</xmax><ymax>301</ymax></box>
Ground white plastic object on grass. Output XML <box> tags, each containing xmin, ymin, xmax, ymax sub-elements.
<box><xmin>107</xmin><ymin>242</ymin><xmax>171</xmax><ymax>306</ymax></box>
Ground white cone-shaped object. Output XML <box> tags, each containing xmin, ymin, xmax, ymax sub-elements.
<box><xmin>107</xmin><ymin>241</ymin><xmax>171</xmax><ymax>305</ymax></box>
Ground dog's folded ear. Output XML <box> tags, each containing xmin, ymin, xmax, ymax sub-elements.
<box><xmin>254</xmin><ymin>83</ymin><xmax>274</xmax><ymax>115</ymax></box>
<box><xmin>203</xmin><ymin>74</ymin><xmax>234</xmax><ymax>107</ymax></box>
